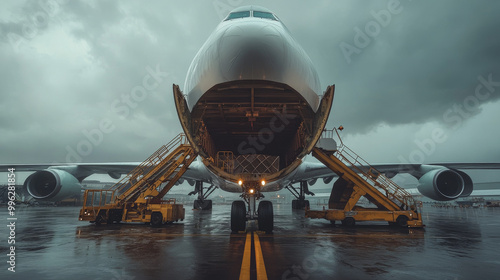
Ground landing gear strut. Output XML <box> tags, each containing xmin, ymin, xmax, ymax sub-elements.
<box><xmin>189</xmin><ymin>181</ymin><xmax>216</xmax><ymax>210</ymax></box>
<box><xmin>286</xmin><ymin>181</ymin><xmax>314</xmax><ymax>210</ymax></box>
<box><xmin>230</xmin><ymin>182</ymin><xmax>273</xmax><ymax>233</ymax></box>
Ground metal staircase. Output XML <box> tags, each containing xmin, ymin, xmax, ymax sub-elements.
<box><xmin>306</xmin><ymin>128</ymin><xmax>424</xmax><ymax>227</ymax></box>
<box><xmin>111</xmin><ymin>133</ymin><xmax>197</xmax><ymax>205</ymax></box>
<box><xmin>79</xmin><ymin>133</ymin><xmax>197</xmax><ymax>226</ymax></box>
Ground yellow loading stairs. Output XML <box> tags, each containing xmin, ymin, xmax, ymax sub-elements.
<box><xmin>79</xmin><ymin>134</ymin><xmax>197</xmax><ymax>226</ymax></box>
<box><xmin>306</xmin><ymin>129</ymin><xmax>424</xmax><ymax>228</ymax></box>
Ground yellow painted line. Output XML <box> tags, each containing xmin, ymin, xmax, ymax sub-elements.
<box><xmin>253</xmin><ymin>232</ymin><xmax>268</xmax><ymax>280</ymax></box>
<box><xmin>239</xmin><ymin>232</ymin><xmax>252</xmax><ymax>280</ymax></box>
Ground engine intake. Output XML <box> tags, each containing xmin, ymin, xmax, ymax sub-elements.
<box><xmin>417</xmin><ymin>169</ymin><xmax>465</xmax><ymax>201</ymax></box>
<box><xmin>24</xmin><ymin>169</ymin><xmax>82</xmax><ymax>202</ymax></box>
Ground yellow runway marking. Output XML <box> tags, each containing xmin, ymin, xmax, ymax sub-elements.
<box><xmin>239</xmin><ymin>232</ymin><xmax>268</xmax><ymax>280</ymax></box>
<box><xmin>239</xmin><ymin>232</ymin><xmax>252</xmax><ymax>280</ymax></box>
<box><xmin>253</xmin><ymin>232</ymin><xmax>268</xmax><ymax>280</ymax></box>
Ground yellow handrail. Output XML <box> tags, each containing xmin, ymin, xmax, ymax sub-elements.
<box><xmin>322</xmin><ymin>128</ymin><xmax>417</xmax><ymax>210</ymax></box>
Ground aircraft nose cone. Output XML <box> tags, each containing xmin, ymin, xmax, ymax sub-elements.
<box><xmin>218</xmin><ymin>23</ymin><xmax>285</xmax><ymax>80</ymax></box>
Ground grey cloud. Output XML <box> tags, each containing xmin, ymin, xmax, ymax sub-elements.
<box><xmin>0</xmin><ymin>0</ymin><xmax>498</xmax><ymax>165</ymax></box>
<box><xmin>309</xmin><ymin>0</ymin><xmax>500</xmax><ymax>132</ymax></box>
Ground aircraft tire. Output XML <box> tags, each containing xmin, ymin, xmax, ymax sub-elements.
<box><xmin>231</xmin><ymin>201</ymin><xmax>246</xmax><ymax>233</ymax></box>
<box><xmin>292</xmin><ymin>199</ymin><xmax>309</xmax><ymax>210</ymax></box>
<box><xmin>194</xmin><ymin>199</ymin><xmax>213</xmax><ymax>210</ymax></box>
<box><xmin>203</xmin><ymin>200</ymin><xmax>213</xmax><ymax>210</ymax></box>
<box><xmin>258</xmin><ymin>200</ymin><xmax>274</xmax><ymax>234</ymax></box>
<box><xmin>303</xmin><ymin>200</ymin><xmax>310</xmax><ymax>209</ymax></box>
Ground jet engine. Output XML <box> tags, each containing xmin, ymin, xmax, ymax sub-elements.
<box><xmin>24</xmin><ymin>169</ymin><xmax>82</xmax><ymax>202</ymax></box>
<box><xmin>417</xmin><ymin>168</ymin><xmax>473</xmax><ymax>201</ymax></box>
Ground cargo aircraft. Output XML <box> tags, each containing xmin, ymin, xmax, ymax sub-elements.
<box><xmin>5</xmin><ymin>6</ymin><xmax>499</xmax><ymax>232</ymax></box>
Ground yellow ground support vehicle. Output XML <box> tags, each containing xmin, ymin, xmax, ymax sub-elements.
<box><xmin>79</xmin><ymin>134</ymin><xmax>196</xmax><ymax>226</ymax></box>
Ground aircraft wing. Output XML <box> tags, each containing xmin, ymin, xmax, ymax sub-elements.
<box><xmin>405</xmin><ymin>188</ymin><xmax>500</xmax><ymax>197</ymax></box>
<box><xmin>4</xmin><ymin>162</ymin><xmax>140</xmax><ymax>172</ymax></box>
<box><xmin>2</xmin><ymin>160</ymin><xmax>210</xmax><ymax>182</ymax></box>
<box><xmin>0</xmin><ymin>160</ymin><xmax>212</xmax><ymax>202</ymax></box>
<box><xmin>2</xmin><ymin>163</ymin><xmax>141</xmax><ymax>181</ymax></box>
<box><xmin>417</xmin><ymin>163</ymin><xmax>500</xmax><ymax>170</ymax></box>
<box><xmin>290</xmin><ymin>161</ymin><xmax>500</xmax><ymax>201</ymax></box>
<box><xmin>293</xmin><ymin>162</ymin><xmax>500</xmax><ymax>183</ymax></box>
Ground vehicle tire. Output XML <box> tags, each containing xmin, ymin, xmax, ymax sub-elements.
<box><xmin>396</xmin><ymin>215</ymin><xmax>409</xmax><ymax>227</ymax></box>
<box><xmin>151</xmin><ymin>212</ymin><xmax>163</xmax><ymax>227</ymax></box>
<box><xmin>95</xmin><ymin>211</ymin><xmax>106</xmax><ymax>225</ymax></box>
<box><xmin>95</xmin><ymin>215</ymin><xmax>104</xmax><ymax>225</ymax></box>
<box><xmin>342</xmin><ymin>217</ymin><xmax>355</xmax><ymax>227</ymax></box>
<box><xmin>107</xmin><ymin>209</ymin><xmax>122</xmax><ymax>224</ymax></box>
<box><xmin>231</xmin><ymin>201</ymin><xmax>246</xmax><ymax>233</ymax></box>
<box><xmin>258</xmin><ymin>200</ymin><xmax>274</xmax><ymax>234</ymax></box>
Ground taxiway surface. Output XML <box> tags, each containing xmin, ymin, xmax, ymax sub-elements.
<box><xmin>1</xmin><ymin>203</ymin><xmax>499</xmax><ymax>279</ymax></box>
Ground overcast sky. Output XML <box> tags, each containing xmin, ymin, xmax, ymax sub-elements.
<box><xmin>1</xmin><ymin>0</ymin><xmax>499</xmax><ymax>171</ymax></box>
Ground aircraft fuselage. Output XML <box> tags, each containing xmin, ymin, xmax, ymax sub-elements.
<box><xmin>174</xmin><ymin>6</ymin><xmax>334</xmax><ymax>193</ymax></box>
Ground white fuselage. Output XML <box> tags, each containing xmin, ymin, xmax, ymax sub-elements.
<box><xmin>179</xmin><ymin>7</ymin><xmax>330</xmax><ymax>193</ymax></box>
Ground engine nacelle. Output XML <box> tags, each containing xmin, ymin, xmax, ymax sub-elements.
<box><xmin>417</xmin><ymin>169</ymin><xmax>465</xmax><ymax>201</ymax></box>
<box><xmin>24</xmin><ymin>169</ymin><xmax>82</xmax><ymax>202</ymax></box>
<box><xmin>454</xmin><ymin>170</ymin><xmax>473</xmax><ymax>197</ymax></box>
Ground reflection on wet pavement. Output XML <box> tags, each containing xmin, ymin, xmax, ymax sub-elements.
<box><xmin>1</xmin><ymin>204</ymin><xmax>499</xmax><ymax>279</ymax></box>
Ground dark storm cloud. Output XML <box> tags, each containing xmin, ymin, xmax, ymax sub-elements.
<box><xmin>298</xmin><ymin>0</ymin><xmax>500</xmax><ymax>132</ymax></box>
<box><xmin>0</xmin><ymin>0</ymin><xmax>239</xmax><ymax>164</ymax></box>
<box><xmin>0</xmin><ymin>0</ymin><xmax>498</xmax><ymax>165</ymax></box>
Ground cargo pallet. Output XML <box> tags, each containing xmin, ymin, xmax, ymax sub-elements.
<box><xmin>306</xmin><ymin>129</ymin><xmax>424</xmax><ymax>228</ymax></box>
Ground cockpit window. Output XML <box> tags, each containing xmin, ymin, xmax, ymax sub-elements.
<box><xmin>225</xmin><ymin>11</ymin><xmax>251</xmax><ymax>21</ymax></box>
<box><xmin>253</xmin><ymin>11</ymin><xmax>277</xmax><ymax>21</ymax></box>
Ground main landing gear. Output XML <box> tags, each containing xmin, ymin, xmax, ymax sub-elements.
<box><xmin>231</xmin><ymin>181</ymin><xmax>273</xmax><ymax>234</ymax></box>
<box><xmin>286</xmin><ymin>181</ymin><xmax>314</xmax><ymax>210</ymax></box>
<box><xmin>189</xmin><ymin>181</ymin><xmax>216</xmax><ymax>210</ymax></box>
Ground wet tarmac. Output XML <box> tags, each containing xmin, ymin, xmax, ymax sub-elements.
<box><xmin>1</xmin><ymin>203</ymin><xmax>499</xmax><ymax>279</ymax></box>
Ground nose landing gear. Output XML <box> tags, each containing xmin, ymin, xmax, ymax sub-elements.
<box><xmin>230</xmin><ymin>182</ymin><xmax>273</xmax><ymax>233</ymax></box>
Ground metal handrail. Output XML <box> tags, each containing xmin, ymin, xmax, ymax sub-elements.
<box><xmin>323</xmin><ymin>128</ymin><xmax>417</xmax><ymax>210</ymax></box>
<box><xmin>107</xmin><ymin>133</ymin><xmax>188</xmax><ymax>196</ymax></box>
<box><xmin>80</xmin><ymin>133</ymin><xmax>192</xmax><ymax>220</ymax></box>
